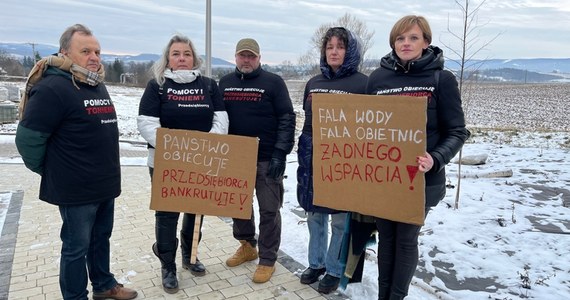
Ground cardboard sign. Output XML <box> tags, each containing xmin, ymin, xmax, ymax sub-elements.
<box><xmin>150</xmin><ymin>128</ymin><xmax>258</xmax><ymax>219</ymax></box>
<box><xmin>312</xmin><ymin>94</ymin><xmax>427</xmax><ymax>225</ymax></box>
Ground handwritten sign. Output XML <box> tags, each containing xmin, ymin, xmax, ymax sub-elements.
<box><xmin>312</xmin><ymin>94</ymin><xmax>427</xmax><ymax>225</ymax></box>
<box><xmin>150</xmin><ymin>128</ymin><xmax>258</xmax><ymax>219</ymax></box>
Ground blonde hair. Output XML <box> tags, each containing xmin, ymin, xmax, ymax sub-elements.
<box><xmin>153</xmin><ymin>34</ymin><xmax>202</xmax><ymax>85</ymax></box>
<box><xmin>389</xmin><ymin>15</ymin><xmax>432</xmax><ymax>49</ymax></box>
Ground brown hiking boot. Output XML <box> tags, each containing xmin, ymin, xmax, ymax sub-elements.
<box><xmin>226</xmin><ymin>240</ymin><xmax>258</xmax><ymax>267</ymax></box>
<box><xmin>252</xmin><ymin>264</ymin><xmax>275</xmax><ymax>283</ymax></box>
<box><xmin>92</xmin><ymin>283</ymin><xmax>137</xmax><ymax>300</ymax></box>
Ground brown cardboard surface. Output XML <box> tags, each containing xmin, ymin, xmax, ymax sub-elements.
<box><xmin>150</xmin><ymin>128</ymin><xmax>258</xmax><ymax>219</ymax></box>
<box><xmin>312</xmin><ymin>94</ymin><xmax>427</xmax><ymax>225</ymax></box>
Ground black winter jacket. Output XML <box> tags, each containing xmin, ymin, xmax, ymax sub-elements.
<box><xmin>367</xmin><ymin>46</ymin><xmax>470</xmax><ymax>207</ymax></box>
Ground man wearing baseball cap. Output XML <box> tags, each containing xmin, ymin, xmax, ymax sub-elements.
<box><xmin>235</xmin><ymin>38</ymin><xmax>260</xmax><ymax>56</ymax></box>
<box><xmin>219</xmin><ymin>38</ymin><xmax>295</xmax><ymax>283</ymax></box>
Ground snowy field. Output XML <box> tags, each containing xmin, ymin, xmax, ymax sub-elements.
<box><xmin>1</xmin><ymin>80</ymin><xmax>569</xmax><ymax>299</ymax></box>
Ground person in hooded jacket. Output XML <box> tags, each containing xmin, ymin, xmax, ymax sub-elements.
<box><xmin>137</xmin><ymin>34</ymin><xmax>228</xmax><ymax>294</ymax></box>
<box><xmin>296</xmin><ymin>27</ymin><xmax>368</xmax><ymax>294</ymax></box>
<box><xmin>366</xmin><ymin>15</ymin><xmax>470</xmax><ymax>299</ymax></box>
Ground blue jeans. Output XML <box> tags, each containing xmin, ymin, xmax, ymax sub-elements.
<box><xmin>307</xmin><ymin>212</ymin><xmax>346</xmax><ymax>278</ymax></box>
<box><xmin>59</xmin><ymin>199</ymin><xmax>117</xmax><ymax>300</ymax></box>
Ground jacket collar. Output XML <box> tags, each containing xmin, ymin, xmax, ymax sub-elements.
<box><xmin>234</xmin><ymin>65</ymin><xmax>262</xmax><ymax>80</ymax></box>
<box><xmin>380</xmin><ymin>45</ymin><xmax>444</xmax><ymax>73</ymax></box>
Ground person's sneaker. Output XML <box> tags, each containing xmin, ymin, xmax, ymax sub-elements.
<box><xmin>252</xmin><ymin>264</ymin><xmax>275</xmax><ymax>283</ymax></box>
<box><xmin>226</xmin><ymin>240</ymin><xmax>258</xmax><ymax>267</ymax></box>
<box><xmin>318</xmin><ymin>274</ymin><xmax>340</xmax><ymax>294</ymax></box>
<box><xmin>182</xmin><ymin>258</ymin><xmax>206</xmax><ymax>277</ymax></box>
<box><xmin>92</xmin><ymin>283</ymin><xmax>138</xmax><ymax>300</ymax></box>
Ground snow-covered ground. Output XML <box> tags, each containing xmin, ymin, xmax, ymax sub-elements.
<box><xmin>1</xmin><ymin>81</ymin><xmax>569</xmax><ymax>299</ymax></box>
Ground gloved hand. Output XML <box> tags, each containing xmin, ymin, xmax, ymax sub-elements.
<box><xmin>267</xmin><ymin>150</ymin><xmax>287</xmax><ymax>179</ymax></box>
<box><xmin>267</xmin><ymin>158</ymin><xmax>286</xmax><ymax>180</ymax></box>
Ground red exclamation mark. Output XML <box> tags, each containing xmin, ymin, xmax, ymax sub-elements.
<box><xmin>240</xmin><ymin>194</ymin><xmax>248</xmax><ymax>211</ymax></box>
<box><xmin>406</xmin><ymin>165</ymin><xmax>419</xmax><ymax>190</ymax></box>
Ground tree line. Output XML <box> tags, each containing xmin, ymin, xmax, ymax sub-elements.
<box><xmin>0</xmin><ymin>50</ymin><xmax>154</xmax><ymax>87</ymax></box>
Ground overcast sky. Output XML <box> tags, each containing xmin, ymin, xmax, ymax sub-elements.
<box><xmin>1</xmin><ymin>0</ymin><xmax>569</xmax><ymax>65</ymax></box>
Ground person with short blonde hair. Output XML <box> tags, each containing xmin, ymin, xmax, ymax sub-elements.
<box><xmin>366</xmin><ymin>15</ymin><xmax>470</xmax><ymax>299</ymax></box>
<box><xmin>388</xmin><ymin>15</ymin><xmax>432</xmax><ymax>50</ymax></box>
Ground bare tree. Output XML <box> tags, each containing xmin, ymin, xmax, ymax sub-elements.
<box><xmin>439</xmin><ymin>0</ymin><xmax>502</xmax><ymax>209</ymax></box>
<box><xmin>441</xmin><ymin>0</ymin><xmax>501</xmax><ymax>99</ymax></box>
<box><xmin>299</xmin><ymin>13</ymin><xmax>375</xmax><ymax>74</ymax></box>
<box><xmin>297</xmin><ymin>52</ymin><xmax>320</xmax><ymax>76</ymax></box>
<box><xmin>0</xmin><ymin>49</ymin><xmax>25</xmax><ymax>76</ymax></box>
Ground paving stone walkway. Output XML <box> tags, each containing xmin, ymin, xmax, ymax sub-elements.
<box><xmin>0</xmin><ymin>141</ymin><xmax>346</xmax><ymax>300</ymax></box>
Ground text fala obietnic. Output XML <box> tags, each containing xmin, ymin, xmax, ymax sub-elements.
<box><xmin>317</xmin><ymin>108</ymin><xmax>423</xmax><ymax>189</ymax></box>
<box><xmin>159</xmin><ymin>134</ymin><xmax>250</xmax><ymax>208</ymax></box>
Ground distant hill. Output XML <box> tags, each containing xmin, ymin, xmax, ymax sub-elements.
<box><xmin>0</xmin><ymin>42</ymin><xmax>234</xmax><ymax>68</ymax></box>
<box><xmin>363</xmin><ymin>57</ymin><xmax>570</xmax><ymax>83</ymax></box>
<box><xmin>364</xmin><ymin>57</ymin><xmax>570</xmax><ymax>75</ymax></box>
<box><xmin>445</xmin><ymin>59</ymin><xmax>570</xmax><ymax>83</ymax></box>
<box><xmin>3</xmin><ymin>42</ymin><xmax>570</xmax><ymax>82</ymax></box>
<box><xmin>444</xmin><ymin>58</ymin><xmax>570</xmax><ymax>74</ymax></box>
<box><xmin>470</xmin><ymin>68</ymin><xmax>567</xmax><ymax>83</ymax></box>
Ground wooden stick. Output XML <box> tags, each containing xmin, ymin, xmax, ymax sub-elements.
<box><xmin>190</xmin><ymin>214</ymin><xmax>201</xmax><ymax>264</ymax></box>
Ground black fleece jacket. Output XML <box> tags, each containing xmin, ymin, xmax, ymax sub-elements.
<box><xmin>219</xmin><ymin>66</ymin><xmax>296</xmax><ymax>161</ymax></box>
<box><xmin>16</xmin><ymin>69</ymin><xmax>120</xmax><ymax>205</ymax></box>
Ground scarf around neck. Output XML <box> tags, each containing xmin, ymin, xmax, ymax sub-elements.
<box><xmin>164</xmin><ymin>69</ymin><xmax>200</xmax><ymax>84</ymax></box>
<box><xmin>18</xmin><ymin>54</ymin><xmax>106</xmax><ymax>119</ymax></box>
